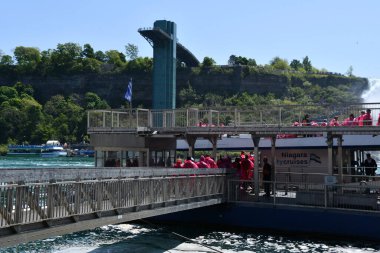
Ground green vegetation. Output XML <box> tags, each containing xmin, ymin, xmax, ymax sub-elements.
<box><xmin>0</xmin><ymin>43</ymin><xmax>366</xmax><ymax>146</ymax></box>
<box><xmin>0</xmin><ymin>43</ymin><xmax>153</xmax><ymax>76</ymax></box>
<box><xmin>0</xmin><ymin>82</ymin><xmax>109</xmax><ymax>146</ymax></box>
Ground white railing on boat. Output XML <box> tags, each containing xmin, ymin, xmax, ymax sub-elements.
<box><xmin>87</xmin><ymin>103</ymin><xmax>380</xmax><ymax>130</ymax></box>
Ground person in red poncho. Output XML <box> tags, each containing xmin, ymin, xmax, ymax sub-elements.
<box><xmin>342</xmin><ymin>114</ymin><xmax>356</xmax><ymax>126</ymax></box>
<box><xmin>173</xmin><ymin>158</ymin><xmax>183</xmax><ymax>168</ymax></box>
<box><xmin>356</xmin><ymin>110</ymin><xmax>365</xmax><ymax>126</ymax></box>
<box><xmin>183</xmin><ymin>157</ymin><xmax>198</xmax><ymax>168</ymax></box>
<box><xmin>241</xmin><ymin>155</ymin><xmax>254</xmax><ymax>190</ymax></box>
<box><xmin>197</xmin><ymin>155</ymin><xmax>210</xmax><ymax>168</ymax></box>
<box><xmin>329</xmin><ymin>116</ymin><xmax>340</xmax><ymax>126</ymax></box>
<box><xmin>363</xmin><ymin>109</ymin><xmax>373</xmax><ymax>126</ymax></box>
<box><xmin>205</xmin><ymin>155</ymin><xmax>218</xmax><ymax>168</ymax></box>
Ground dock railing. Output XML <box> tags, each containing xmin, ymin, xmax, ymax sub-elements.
<box><xmin>228</xmin><ymin>173</ymin><xmax>380</xmax><ymax>211</ymax></box>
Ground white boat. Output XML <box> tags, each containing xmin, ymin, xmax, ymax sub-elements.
<box><xmin>41</xmin><ymin>140</ymin><xmax>68</xmax><ymax>158</ymax></box>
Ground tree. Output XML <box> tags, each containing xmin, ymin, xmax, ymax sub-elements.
<box><xmin>290</xmin><ymin>59</ymin><xmax>302</xmax><ymax>70</ymax></box>
<box><xmin>94</xmin><ymin>50</ymin><xmax>106</xmax><ymax>62</ymax></box>
<box><xmin>346</xmin><ymin>65</ymin><xmax>354</xmax><ymax>77</ymax></box>
<box><xmin>270</xmin><ymin>57</ymin><xmax>289</xmax><ymax>70</ymax></box>
<box><xmin>125</xmin><ymin>43</ymin><xmax>139</xmax><ymax>60</ymax></box>
<box><xmin>50</xmin><ymin>43</ymin><xmax>82</xmax><ymax>73</ymax></box>
<box><xmin>0</xmin><ymin>55</ymin><xmax>14</xmax><ymax>65</ymax></box>
<box><xmin>13</xmin><ymin>82</ymin><xmax>34</xmax><ymax>97</ymax></box>
<box><xmin>13</xmin><ymin>46</ymin><xmax>41</xmax><ymax>73</ymax></box>
<box><xmin>105</xmin><ymin>50</ymin><xmax>126</xmax><ymax>68</ymax></box>
<box><xmin>178</xmin><ymin>83</ymin><xmax>200</xmax><ymax>107</ymax></box>
<box><xmin>81</xmin><ymin>58</ymin><xmax>102</xmax><ymax>73</ymax></box>
<box><xmin>126</xmin><ymin>57</ymin><xmax>153</xmax><ymax>73</ymax></box>
<box><xmin>228</xmin><ymin>55</ymin><xmax>256</xmax><ymax>66</ymax></box>
<box><xmin>228</xmin><ymin>55</ymin><xmax>237</xmax><ymax>65</ymax></box>
<box><xmin>37</xmin><ymin>49</ymin><xmax>53</xmax><ymax>74</ymax></box>
<box><xmin>0</xmin><ymin>86</ymin><xmax>18</xmax><ymax>104</ymax></box>
<box><xmin>302</xmin><ymin>56</ymin><xmax>312</xmax><ymax>72</ymax></box>
<box><xmin>81</xmin><ymin>43</ymin><xmax>95</xmax><ymax>59</ymax></box>
<box><xmin>84</xmin><ymin>92</ymin><xmax>109</xmax><ymax>109</ymax></box>
<box><xmin>202</xmin><ymin>57</ymin><xmax>216</xmax><ymax>67</ymax></box>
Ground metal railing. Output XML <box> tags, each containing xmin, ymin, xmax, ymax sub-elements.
<box><xmin>0</xmin><ymin>174</ymin><xmax>225</xmax><ymax>228</ymax></box>
<box><xmin>87</xmin><ymin>103</ymin><xmax>380</xmax><ymax>131</ymax></box>
<box><xmin>228</xmin><ymin>178</ymin><xmax>380</xmax><ymax>211</ymax></box>
<box><xmin>0</xmin><ymin>167</ymin><xmax>227</xmax><ymax>184</ymax></box>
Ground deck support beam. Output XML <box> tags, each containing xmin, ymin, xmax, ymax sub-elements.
<box><xmin>206</xmin><ymin>135</ymin><xmax>219</xmax><ymax>160</ymax></box>
<box><xmin>186</xmin><ymin>135</ymin><xmax>197</xmax><ymax>158</ymax></box>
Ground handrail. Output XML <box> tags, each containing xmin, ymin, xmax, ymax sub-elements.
<box><xmin>88</xmin><ymin>103</ymin><xmax>380</xmax><ymax>131</ymax></box>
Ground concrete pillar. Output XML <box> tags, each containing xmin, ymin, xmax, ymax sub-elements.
<box><xmin>326</xmin><ymin>133</ymin><xmax>333</xmax><ymax>175</ymax></box>
<box><xmin>251</xmin><ymin>135</ymin><xmax>261</xmax><ymax>199</ymax></box>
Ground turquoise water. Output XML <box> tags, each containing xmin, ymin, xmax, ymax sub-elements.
<box><xmin>0</xmin><ymin>156</ymin><xmax>94</xmax><ymax>168</ymax></box>
<box><xmin>0</xmin><ymin>157</ymin><xmax>380</xmax><ymax>252</ymax></box>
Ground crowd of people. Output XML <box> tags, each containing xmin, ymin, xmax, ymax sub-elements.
<box><xmin>173</xmin><ymin>154</ymin><xmax>231</xmax><ymax>169</ymax></box>
<box><xmin>174</xmin><ymin>151</ymin><xmax>259</xmax><ymax>188</ymax></box>
<box><xmin>278</xmin><ymin>109</ymin><xmax>379</xmax><ymax>139</ymax></box>
<box><xmin>298</xmin><ymin>109</ymin><xmax>379</xmax><ymax>127</ymax></box>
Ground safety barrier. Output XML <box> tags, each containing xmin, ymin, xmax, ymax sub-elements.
<box><xmin>0</xmin><ymin>174</ymin><xmax>225</xmax><ymax>229</ymax></box>
<box><xmin>87</xmin><ymin>103</ymin><xmax>380</xmax><ymax>130</ymax></box>
<box><xmin>227</xmin><ymin>178</ymin><xmax>380</xmax><ymax>211</ymax></box>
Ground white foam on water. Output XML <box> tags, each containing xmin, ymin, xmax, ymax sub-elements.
<box><xmin>54</xmin><ymin>246</ymin><xmax>98</xmax><ymax>253</ymax></box>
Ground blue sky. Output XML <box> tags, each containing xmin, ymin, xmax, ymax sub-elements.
<box><xmin>1</xmin><ymin>0</ymin><xmax>379</xmax><ymax>78</ymax></box>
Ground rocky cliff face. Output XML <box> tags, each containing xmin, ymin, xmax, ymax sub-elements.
<box><xmin>0</xmin><ymin>66</ymin><xmax>369</xmax><ymax>108</ymax></box>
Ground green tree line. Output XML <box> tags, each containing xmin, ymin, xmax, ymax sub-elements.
<box><xmin>0</xmin><ymin>43</ymin><xmax>362</xmax><ymax>150</ymax></box>
<box><xmin>0</xmin><ymin>82</ymin><xmax>109</xmax><ymax>148</ymax></box>
<box><xmin>0</xmin><ymin>43</ymin><xmax>152</xmax><ymax>76</ymax></box>
<box><xmin>1</xmin><ymin>43</ymin><xmax>355</xmax><ymax>76</ymax></box>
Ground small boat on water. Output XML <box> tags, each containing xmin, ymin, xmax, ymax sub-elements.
<box><xmin>40</xmin><ymin>140</ymin><xmax>68</xmax><ymax>158</ymax></box>
<box><xmin>7</xmin><ymin>144</ymin><xmax>43</xmax><ymax>157</ymax></box>
<box><xmin>7</xmin><ymin>140</ymin><xmax>68</xmax><ymax>158</ymax></box>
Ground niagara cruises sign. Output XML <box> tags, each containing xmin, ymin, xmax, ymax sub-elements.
<box><xmin>276</xmin><ymin>151</ymin><xmax>325</xmax><ymax>167</ymax></box>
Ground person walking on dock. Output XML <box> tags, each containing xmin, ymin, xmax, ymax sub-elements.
<box><xmin>262</xmin><ymin>156</ymin><xmax>272</xmax><ymax>196</ymax></box>
<box><xmin>364</xmin><ymin>153</ymin><xmax>377</xmax><ymax>178</ymax></box>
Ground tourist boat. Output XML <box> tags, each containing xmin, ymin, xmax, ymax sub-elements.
<box><xmin>40</xmin><ymin>140</ymin><xmax>68</xmax><ymax>158</ymax></box>
<box><xmin>85</xmin><ymin>104</ymin><xmax>380</xmax><ymax>240</ymax></box>
<box><xmin>7</xmin><ymin>144</ymin><xmax>43</xmax><ymax>157</ymax></box>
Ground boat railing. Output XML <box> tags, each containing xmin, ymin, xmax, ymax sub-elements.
<box><xmin>87</xmin><ymin>103</ymin><xmax>380</xmax><ymax>131</ymax></box>
<box><xmin>274</xmin><ymin>169</ymin><xmax>380</xmax><ymax>186</ymax></box>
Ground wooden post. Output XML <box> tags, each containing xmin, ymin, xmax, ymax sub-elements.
<box><xmin>186</xmin><ymin>135</ymin><xmax>197</xmax><ymax>158</ymax></box>
<box><xmin>207</xmin><ymin>135</ymin><xmax>219</xmax><ymax>160</ymax></box>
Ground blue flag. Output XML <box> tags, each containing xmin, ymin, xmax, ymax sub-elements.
<box><xmin>124</xmin><ymin>79</ymin><xmax>132</xmax><ymax>102</ymax></box>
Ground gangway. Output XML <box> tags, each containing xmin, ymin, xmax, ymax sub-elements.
<box><xmin>0</xmin><ymin>168</ymin><xmax>226</xmax><ymax>247</ymax></box>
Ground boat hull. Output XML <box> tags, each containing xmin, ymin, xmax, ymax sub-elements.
<box><xmin>40</xmin><ymin>151</ymin><xmax>67</xmax><ymax>158</ymax></box>
<box><xmin>152</xmin><ymin>202</ymin><xmax>380</xmax><ymax>241</ymax></box>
